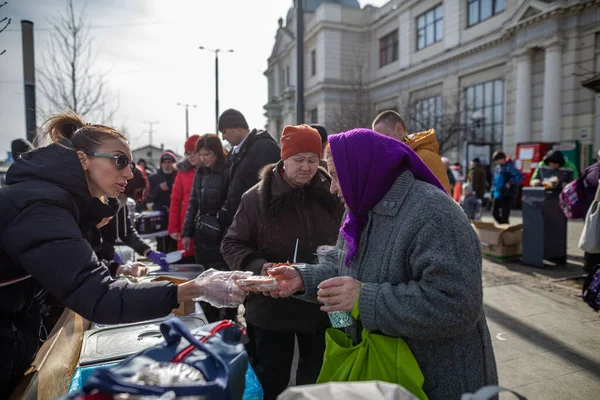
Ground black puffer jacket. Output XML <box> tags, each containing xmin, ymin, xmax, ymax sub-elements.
<box><xmin>0</xmin><ymin>140</ymin><xmax>179</xmax><ymax>320</ymax></box>
<box><xmin>183</xmin><ymin>164</ymin><xmax>229</xmax><ymax>252</ymax></box>
<box><xmin>221</xmin><ymin>129</ymin><xmax>280</xmax><ymax>231</ymax></box>
<box><xmin>0</xmin><ymin>141</ymin><xmax>180</xmax><ymax>396</ymax></box>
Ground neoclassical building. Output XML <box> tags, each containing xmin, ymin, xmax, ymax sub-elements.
<box><xmin>264</xmin><ymin>0</ymin><xmax>600</xmax><ymax>165</ymax></box>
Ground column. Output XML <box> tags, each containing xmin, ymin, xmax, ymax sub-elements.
<box><xmin>399</xmin><ymin>11</ymin><xmax>411</xmax><ymax>69</ymax></box>
<box><xmin>542</xmin><ymin>42</ymin><xmax>563</xmax><ymax>142</ymax></box>
<box><xmin>515</xmin><ymin>50</ymin><xmax>532</xmax><ymax>144</ymax></box>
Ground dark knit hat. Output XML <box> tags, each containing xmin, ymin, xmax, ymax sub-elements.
<box><xmin>218</xmin><ymin>109</ymin><xmax>249</xmax><ymax>132</ymax></box>
<box><xmin>280</xmin><ymin>125</ymin><xmax>322</xmax><ymax>160</ymax></box>
<box><xmin>160</xmin><ymin>151</ymin><xmax>177</xmax><ymax>163</ymax></box>
<box><xmin>11</xmin><ymin>138</ymin><xmax>34</xmax><ymax>159</ymax></box>
<box><xmin>310</xmin><ymin>124</ymin><xmax>328</xmax><ymax>145</ymax></box>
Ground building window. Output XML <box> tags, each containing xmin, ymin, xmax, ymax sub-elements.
<box><xmin>411</xmin><ymin>96</ymin><xmax>443</xmax><ymax>135</ymax></box>
<box><xmin>311</xmin><ymin>50</ymin><xmax>316</xmax><ymax>76</ymax></box>
<box><xmin>379</xmin><ymin>30</ymin><xmax>399</xmax><ymax>67</ymax></box>
<box><xmin>468</xmin><ymin>0</ymin><xmax>505</xmax><ymax>27</ymax></box>
<box><xmin>286</xmin><ymin>65</ymin><xmax>291</xmax><ymax>87</ymax></box>
<box><xmin>310</xmin><ymin>108</ymin><xmax>318</xmax><ymax>124</ymax></box>
<box><xmin>417</xmin><ymin>5</ymin><xmax>443</xmax><ymax>50</ymax></box>
<box><xmin>464</xmin><ymin>79</ymin><xmax>504</xmax><ymax>149</ymax></box>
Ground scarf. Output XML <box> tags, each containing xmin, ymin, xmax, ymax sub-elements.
<box><xmin>328</xmin><ymin>128</ymin><xmax>446</xmax><ymax>267</ymax></box>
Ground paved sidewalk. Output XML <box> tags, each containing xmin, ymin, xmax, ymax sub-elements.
<box><xmin>484</xmin><ymin>283</ymin><xmax>600</xmax><ymax>399</ymax></box>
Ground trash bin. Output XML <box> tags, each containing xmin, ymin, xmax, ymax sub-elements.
<box><xmin>522</xmin><ymin>187</ymin><xmax>567</xmax><ymax>267</ymax></box>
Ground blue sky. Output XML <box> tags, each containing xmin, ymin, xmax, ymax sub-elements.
<box><xmin>0</xmin><ymin>0</ymin><xmax>388</xmax><ymax>158</ymax></box>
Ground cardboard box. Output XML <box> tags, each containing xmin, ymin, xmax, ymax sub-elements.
<box><xmin>472</xmin><ymin>222</ymin><xmax>523</xmax><ymax>260</ymax></box>
<box><xmin>152</xmin><ymin>276</ymin><xmax>195</xmax><ymax>315</ymax></box>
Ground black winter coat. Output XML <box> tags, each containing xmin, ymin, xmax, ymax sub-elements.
<box><xmin>183</xmin><ymin>164</ymin><xmax>229</xmax><ymax>238</ymax></box>
<box><xmin>221</xmin><ymin>129</ymin><xmax>280</xmax><ymax>230</ymax></box>
<box><xmin>149</xmin><ymin>169</ymin><xmax>177</xmax><ymax>214</ymax></box>
<box><xmin>98</xmin><ymin>200</ymin><xmax>151</xmax><ymax>261</ymax></box>
<box><xmin>0</xmin><ymin>141</ymin><xmax>180</xmax><ymax>394</ymax></box>
<box><xmin>0</xmin><ymin>140</ymin><xmax>179</xmax><ymax>319</ymax></box>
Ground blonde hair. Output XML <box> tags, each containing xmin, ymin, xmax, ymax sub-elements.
<box><xmin>42</xmin><ymin>111</ymin><xmax>127</xmax><ymax>152</ymax></box>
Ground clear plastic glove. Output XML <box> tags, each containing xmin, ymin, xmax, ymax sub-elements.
<box><xmin>148</xmin><ymin>250</ymin><xmax>170</xmax><ymax>271</ymax></box>
<box><xmin>120</xmin><ymin>262</ymin><xmax>149</xmax><ymax>277</ymax></box>
<box><xmin>194</xmin><ymin>269</ymin><xmax>253</xmax><ymax>308</ymax></box>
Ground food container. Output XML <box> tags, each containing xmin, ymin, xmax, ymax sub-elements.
<box><xmin>316</xmin><ymin>245</ymin><xmax>336</xmax><ymax>264</ymax></box>
<box><xmin>146</xmin><ymin>264</ymin><xmax>205</xmax><ymax>281</ymax></box>
<box><xmin>79</xmin><ymin>315</ymin><xmax>206</xmax><ymax>366</ymax></box>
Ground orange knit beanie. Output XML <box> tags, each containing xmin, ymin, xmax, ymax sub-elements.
<box><xmin>280</xmin><ymin>124</ymin><xmax>322</xmax><ymax>160</ymax></box>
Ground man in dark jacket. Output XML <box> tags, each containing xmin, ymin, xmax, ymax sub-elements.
<box><xmin>218</xmin><ymin>109</ymin><xmax>281</xmax><ymax>232</ymax></box>
<box><xmin>149</xmin><ymin>151</ymin><xmax>178</xmax><ymax>253</ymax></box>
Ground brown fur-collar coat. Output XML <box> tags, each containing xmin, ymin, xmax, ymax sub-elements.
<box><xmin>222</xmin><ymin>161</ymin><xmax>344</xmax><ymax>333</ymax></box>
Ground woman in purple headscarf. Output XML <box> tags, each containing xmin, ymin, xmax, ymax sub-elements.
<box><xmin>266</xmin><ymin>129</ymin><xmax>497</xmax><ymax>399</ymax></box>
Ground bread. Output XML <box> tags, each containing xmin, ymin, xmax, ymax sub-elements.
<box><xmin>237</xmin><ymin>276</ymin><xmax>277</xmax><ymax>291</ymax></box>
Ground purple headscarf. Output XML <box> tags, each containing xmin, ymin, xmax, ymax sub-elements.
<box><xmin>328</xmin><ymin>128</ymin><xmax>446</xmax><ymax>267</ymax></box>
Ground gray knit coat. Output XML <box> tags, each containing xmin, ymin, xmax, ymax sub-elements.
<box><xmin>295</xmin><ymin>171</ymin><xmax>498</xmax><ymax>400</ymax></box>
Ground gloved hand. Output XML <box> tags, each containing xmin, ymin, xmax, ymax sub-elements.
<box><xmin>113</xmin><ymin>252</ymin><xmax>124</xmax><ymax>266</ymax></box>
<box><xmin>147</xmin><ymin>250</ymin><xmax>170</xmax><ymax>271</ymax></box>
<box><xmin>194</xmin><ymin>269</ymin><xmax>253</xmax><ymax>308</ymax></box>
<box><xmin>121</xmin><ymin>262</ymin><xmax>149</xmax><ymax>278</ymax></box>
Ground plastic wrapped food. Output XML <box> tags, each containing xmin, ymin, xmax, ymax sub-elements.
<box><xmin>114</xmin><ymin>362</ymin><xmax>206</xmax><ymax>399</ymax></box>
<box><xmin>236</xmin><ymin>276</ymin><xmax>278</xmax><ymax>291</ymax></box>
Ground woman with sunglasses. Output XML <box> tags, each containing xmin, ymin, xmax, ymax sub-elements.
<box><xmin>0</xmin><ymin>112</ymin><xmax>250</xmax><ymax>398</ymax></box>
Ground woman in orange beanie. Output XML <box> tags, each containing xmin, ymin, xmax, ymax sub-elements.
<box><xmin>222</xmin><ymin>124</ymin><xmax>344</xmax><ymax>400</ymax></box>
<box><xmin>168</xmin><ymin>134</ymin><xmax>202</xmax><ymax>262</ymax></box>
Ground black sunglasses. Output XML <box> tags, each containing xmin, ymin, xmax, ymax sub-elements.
<box><xmin>85</xmin><ymin>152</ymin><xmax>136</xmax><ymax>172</ymax></box>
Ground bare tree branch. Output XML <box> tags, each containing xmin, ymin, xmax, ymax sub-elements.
<box><xmin>38</xmin><ymin>0</ymin><xmax>117</xmax><ymax>122</ymax></box>
<box><xmin>0</xmin><ymin>2</ymin><xmax>11</xmax><ymax>56</ymax></box>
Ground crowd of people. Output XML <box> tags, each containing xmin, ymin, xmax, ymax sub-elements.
<box><xmin>1</xmin><ymin>103</ymin><xmax>599</xmax><ymax>400</ymax></box>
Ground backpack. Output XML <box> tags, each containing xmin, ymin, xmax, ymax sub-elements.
<box><xmin>582</xmin><ymin>264</ymin><xmax>600</xmax><ymax>311</ymax></box>
<box><xmin>560</xmin><ymin>164</ymin><xmax>600</xmax><ymax>219</ymax></box>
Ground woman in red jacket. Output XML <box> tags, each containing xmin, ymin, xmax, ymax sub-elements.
<box><xmin>168</xmin><ymin>135</ymin><xmax>202</xmax><ymax>263</ymax></box>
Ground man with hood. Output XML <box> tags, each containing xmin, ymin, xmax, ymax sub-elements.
<box><xmin>149</xmin><ymin>151</ymin><xmax>178</xmax><ymax>253</ymax></box>
<box><xmin>372</xmin><ymin>110</ymin><xmax>451</xmax><ymax>193</ymax></box>
<box><xmin>218</xmin><ymin>109</ymin><xmax>281</xmax><ymax>232</ymax></box>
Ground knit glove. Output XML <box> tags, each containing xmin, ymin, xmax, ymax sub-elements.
<box><xmin>147</xmin><ymin>250</ymin><xmax>170</xmax><ymax>271</ymax></box>
<box><xmin>113</xmin><ymin>252</ymin><xmax>124</xmax><ymax>266</ymax></box>
<box><xmin>194</xmin><ymin>269</ymin><xmax>253</xmax><ymax>308</ymax></box>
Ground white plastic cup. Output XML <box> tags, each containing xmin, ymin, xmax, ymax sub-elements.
<box><xmin>316</xmin><ymin>245</ymin><xmax>336</xmax><ymax>264</ymax></box>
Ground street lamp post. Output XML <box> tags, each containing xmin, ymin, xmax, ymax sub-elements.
<box><xmin>176</xmin><ymin>103</ymin><xmax>197</xmax><ymax>139</ymax></box>
<box><xmin>198</xmin><ymin>46</ymin><xmax>234</xmax><ymax>138</ymax></box>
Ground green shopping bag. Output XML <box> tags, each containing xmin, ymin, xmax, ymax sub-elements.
<box><xmin>317</xmin><ymin>328</ymin><xmax>428</xmax><ymax>400</ymax></box>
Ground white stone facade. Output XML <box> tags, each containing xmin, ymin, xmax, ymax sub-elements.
<box><xmin>264</xmin><ymin>0</ymin><xmax>600</xmax><ymax>165</ymax></box>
